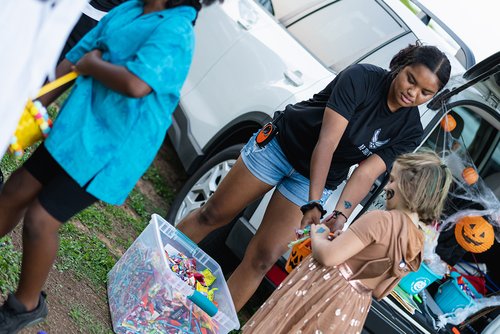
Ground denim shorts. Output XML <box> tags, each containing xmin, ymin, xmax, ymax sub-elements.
<box><xmin>241</xmin><ymin>133</ymin><xmax>333</xmax><ymax>207</ymax></box>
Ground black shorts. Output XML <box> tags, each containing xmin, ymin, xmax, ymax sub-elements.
<box><xmin>23</xmin><ymin>144</ymin><xmax>98</xmax><ymax>222</ymax></box>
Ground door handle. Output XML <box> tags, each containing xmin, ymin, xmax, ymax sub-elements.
<box><xmin>237</xmin><ymin>19</ymin><xmax>252</xmax><ymax>30</ymax></box>
<box><xmin>284</xmin><ymin>70</ymin><xmax>303</xmax><ymax>87</ymax></box>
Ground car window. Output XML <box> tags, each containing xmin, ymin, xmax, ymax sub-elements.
<box><xmin>256</xmin><ymin>0</ymin><xmax>274</xmax><ymax>15</ymax></box>
<box><xmin>286</xmin><ymin>0</ymin><xmax>406</xmax><ymax>71</ymax></box>
<box><xmin>424</xmin><ymin>106</ymin><xmax>482</xmax><ymax>160</ymax></box>
<box><xmin>482</xmin><ymin>138</ymin><xmax>500</xmax><ymax>180</ymax></box>
<box><xmin>359</xmin><ymin>33</ymin><xmax>417</xmax><ymax>69</ymax></box>
<box><xmin>454</xmin><ymin>108</ymin><xmax>481</xmax><ymax>149</ymax></box>
<box><xmin>424</xmin><ymin>106</ymin><xmax>500</xmax><ymax>199</ymax></box>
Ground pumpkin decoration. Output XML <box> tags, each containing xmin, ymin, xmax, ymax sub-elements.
<box><xmin>455</xmin><ymin>216</ymin><xmax>495</xmax><ymax>253</ymax></box>
<box><xmin>440</xmin><ymin>114</ymin><xmax>457</xmax><ymax>132</ymax></box>
<box><xmin>462</xmin><ymin>167</ymin><xmax>479</xmax><ymax>185</ymax></box>
<box><xmin>285</xmin><ymin>238</ymin><xmax>312</xmax><ymax>273</ymax></box>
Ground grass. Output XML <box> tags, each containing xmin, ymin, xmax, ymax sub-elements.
<box><xmin>57</xmin><ymin>223</ymin><xmax>117</xmax><ymax>287</ymax></box>
<box><xmin>127</xmin><ymin>189</ymin><xmax>149</xmax><ymax>221</ymax></box>
<box><xmin>75</xmin><ymin>205</ymin><xmax>113</xmax><ymax>234</ymax></box>
<box><xmin>69</xmin><ymin>304</ymin><xmax>114</xmax><ymax>334</ymax></box>
<box><xmin>127</xmin><ymin>188</ymin><xmax>167</xmax><ymax>232</ymax></box>
<box><xmin>143</xmin><ymin>166</ymin><xmax>176</xmax><ymax>202</ymax></box>
<box><xmin>0</xmin><ymin>237</ymin><xmax>22</xmax><ymax>294</ymax></box>
<box><xmin>0</xmin><ymin>145</ymin><xmax>35</xmax><ymax>175</ymax></box>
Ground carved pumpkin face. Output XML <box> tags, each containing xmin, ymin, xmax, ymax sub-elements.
<box><xmin>462</xmin><ymin>167</ymin><xmax>479</xmax><ymax>185</ymax></box>
<box><xmin>454</xmin><ymin>216</ymin><xmax>494</xmax><ymax>253</ymax></box>
<box><xmin>440</xmin><ymin>114</ymin><xmax>457</xmax><ymax>132</ymax></box>
<box><xmin>285</xmin><ymin>239</ymin><xmax>312</xmax><ymax>273</ymax></box>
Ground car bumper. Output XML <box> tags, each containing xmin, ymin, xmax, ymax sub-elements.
<box><xmin>168</xmin><ymin>105</ymin><xmax>205</xmax><ymax>175</ymax></box>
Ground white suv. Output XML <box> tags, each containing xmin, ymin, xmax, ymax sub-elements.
<box><xmin>167</xmin><ymin>0</ymin><xmax>500</xmax><ymax>333</ymax></box>
<box><xmin>168</xmin><ymin>0</ymin><xmax>475</xmax><ymax>222</ymax></box>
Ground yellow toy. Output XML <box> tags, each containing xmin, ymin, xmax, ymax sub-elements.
<box><xmin>10</xmin><ymin>100</ymin><xmax>51</xmax><ymax>157</ymax></box>
<box><xmin>9</xmin><ymin>71</ymin><xmax>78</xmax><ymax>157</ymax></box>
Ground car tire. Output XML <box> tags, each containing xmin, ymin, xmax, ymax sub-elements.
<box><xmin>167</xmin><ymin>143</ymin><xmax>244</xmax><ymax>225</ymax></box>
<box><xmin>167</xmin><ymin>144</ymin><xmax>245</xmax><ymax>274</ymax></box>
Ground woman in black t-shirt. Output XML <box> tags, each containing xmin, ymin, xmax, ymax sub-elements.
<box><xmin>177</xmin><ymin>44</ymin><xmax>451</xmax><ymax>311</ymax></box>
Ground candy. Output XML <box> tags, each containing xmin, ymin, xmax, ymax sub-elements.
<box><xmin>201</xmin><ymin>269</ymin><xmax>216</xmax><ymax>287</ymax></box>
<box><xmin>108</xmin><ymin>242</ymin><xmax>219</xmax><ymax>334</ymax></box>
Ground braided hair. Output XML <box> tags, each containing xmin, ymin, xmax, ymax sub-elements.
<box><xmin>389</xmin><ymin>42</ymin><xmax>451</xmax><ymax>91</ymax></box>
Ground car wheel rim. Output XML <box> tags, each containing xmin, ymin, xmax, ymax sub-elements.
<box><xmin>174</xmin><ymin>159</ymin><xmax>236</xmax><ymax>225</ymax></box>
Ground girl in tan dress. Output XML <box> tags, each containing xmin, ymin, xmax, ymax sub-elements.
<box><xmin>243</xmin><ymin>150</ymin><xmax>452</xmax><ymax>334</ymax></box>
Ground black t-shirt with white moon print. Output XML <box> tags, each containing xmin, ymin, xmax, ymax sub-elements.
<box><xmin>275</xmin><ymin>64</ymin><xmax>424</xmax><ymax>190</ymax></box>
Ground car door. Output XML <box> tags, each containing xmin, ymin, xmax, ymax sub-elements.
<box><xmin>180</xmin><ymin>0</ymin><xmax>331</xmax><ymax>150</ymax></box>
<box><xmin>180</xmin><ymin>2</ymin><xmax>247</xmax><ymax>95</ymax></box>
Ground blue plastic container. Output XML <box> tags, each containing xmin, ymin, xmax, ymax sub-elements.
<box><xmin>399</xmin><ymin>262</ymin><xmax>443</xmax><ymax>294</ymax></box>
<box><xmin>434</xmin><ymin>272</ymin><xmax>482</xmax><ymax>314</ymax></box>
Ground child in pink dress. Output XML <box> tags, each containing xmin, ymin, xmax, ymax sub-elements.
<box><xmin>243</xmin><ymin>150</ymin><xmax>452</xmax><ymax>334</ymax></box>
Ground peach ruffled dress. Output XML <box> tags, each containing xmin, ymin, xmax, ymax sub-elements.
<box><xmin>243</xmin><ymin>210</ymin><xmax>424</xmax><ymax>334</ymax></box>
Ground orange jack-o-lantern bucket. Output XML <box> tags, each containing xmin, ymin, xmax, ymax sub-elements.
<box><xmin>285</xmin><ymin>238</ymin><xmax>312</xmax><ymax>273</ymax></box>
<box><xmin>455</xmin><ymin>216</ymin><xmax>495</xmax><ymax>253</ymax></box>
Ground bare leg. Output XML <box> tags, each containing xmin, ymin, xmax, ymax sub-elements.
<box><xmin>0</xmin><ymin>168</ymin><xmax>43</xmax><ymax>237</ymax></box>
<box><xmin>15</xmin><ymin>200</ymin><xmax>61</xmax><ymax>311</ymax></box>
<box><xmin>177</xmin><ymin>157</ymin><xmax>273</xmax><ymax>243</ymax></box>
<box><xmin>227</xmin><ymin>190</ymin><xmax>302</xmax><ymax>311</ymax></box>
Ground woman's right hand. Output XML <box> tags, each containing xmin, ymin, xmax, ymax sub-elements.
<box><xmin>74</xmin><ymin>49</ymin><xmax>103</xmax><ymax>76</ymax></box>
<box><xmin>300</xmin><ymin>208</ymin><xmax>322</xmax><ymax>228</ymax></box>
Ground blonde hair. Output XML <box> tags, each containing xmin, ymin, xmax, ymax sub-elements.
<box><xmin>394</xmin><ymin>149</ymin><xmax>452</xmax><ymax>223</ymax></box>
